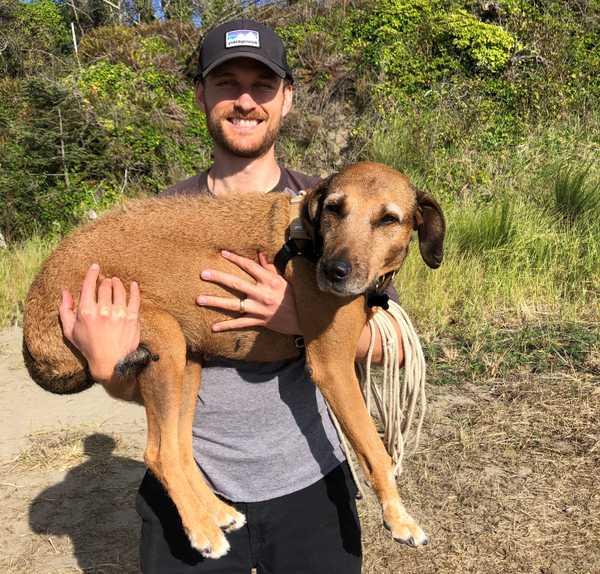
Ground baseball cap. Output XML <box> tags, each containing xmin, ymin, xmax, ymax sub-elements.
<box><xmin>198</xmin><ymin>19</ymin><xmax>293</xmax><ymax>83</ymax></box>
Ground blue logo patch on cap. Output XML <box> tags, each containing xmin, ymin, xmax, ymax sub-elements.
<box><xmin>225</xmin><ymin>29</ymin><xmax>260</xmax><ymax>49</ymax></box>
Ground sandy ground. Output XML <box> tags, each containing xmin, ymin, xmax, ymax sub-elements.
<box><xmin>0</xmin><ymin>326</ymin><xmax>146</xmax><ymax>573</ymax></box>
<box><xmin>1</xmin><ymin>325</ymin><xmax>599</xmax><ymax>573</ymax></box>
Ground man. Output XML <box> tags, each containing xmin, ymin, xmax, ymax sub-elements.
<box><xmin>59</xmin><ymin>19</ymin><xmax>404</xmax><ymax>573</ymax></box>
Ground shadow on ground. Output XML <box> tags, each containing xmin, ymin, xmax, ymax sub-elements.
<box><xmin>28</xmin><ymin>433</ymin><xmax>145</xmax><ymax>573</ymax></box>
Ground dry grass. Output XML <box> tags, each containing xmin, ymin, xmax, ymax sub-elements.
<box><xmin>6</xmin><ymin>428</ymin><xmax>140</xmax><ymax>474</ymax></box>
<box><xmin>2</xmin><ymin>372</ymin><xmax>599</xmax><ymax>573</ymax></box>
<box><xmin>0</xmin><ymin>428</ymin><xmax>143</xmax><ymax>574</ymax></box>
<box><xmin>359</xmin><ymin>374</ymin><xmax>600</xmax><ymax>574</ymax></box>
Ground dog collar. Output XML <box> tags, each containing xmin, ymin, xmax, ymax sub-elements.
<box><xmin>366</xmin><ymin>270</ymin><xmax>397</xmax><ymax>310</ymax></box>
<box><xmin>274</xmin><ymin>191</ymin><xmax>320</xmax><ymax>274</ymax></box>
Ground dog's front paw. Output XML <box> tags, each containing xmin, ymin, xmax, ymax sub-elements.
<box><xmin>186</xmin><ymin>521</ymin><xmax>231</xmax><ymax>559</ymax></box>
<box><xmin>383</xmin><ymin>502</ymin><xmax>429</xmax><ymax>547</ymax></box>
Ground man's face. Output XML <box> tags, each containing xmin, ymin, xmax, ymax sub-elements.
<box><xmin>196</xmin><ymin>58</ymin><xmax>293</xmax><ymax>158</ymax></box>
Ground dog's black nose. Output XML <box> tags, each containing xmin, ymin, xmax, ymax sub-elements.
<box><xmin>324</xmin><ymin>259</ymin><xmax>352</xmax><ymax>282</ymax></box>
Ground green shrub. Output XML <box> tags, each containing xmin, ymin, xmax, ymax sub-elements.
<box><xmin>79</xmin><ymin>62</ymin><xmax>136</xmax><ymax>101</ymax></box>
<box><xmin>442</xmin><ymin>9</ymin><xmax>515</xmax><ymax>73</ymax></box>
<box><xmin>0</xmin><ymin>0</ymin><xmax>70</xmax><ymax>77</ymax></box>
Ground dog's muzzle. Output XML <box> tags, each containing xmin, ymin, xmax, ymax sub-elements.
<box><xmin>322</xmin><ymin>258</ymin><xmax>352</xmax><ymax>283</ymax></box>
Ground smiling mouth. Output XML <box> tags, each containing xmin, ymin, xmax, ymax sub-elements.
<box><xmin>227</xmin><ymin>118</ymin><xmax>264</xmax><ymax>129</ymax></box>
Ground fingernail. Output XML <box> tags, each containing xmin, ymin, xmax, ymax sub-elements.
<box><xmin>197</xmin><ymin>296</ymin><xmax>206</xmax><ymax>305</ymax></box>
<box><xmin>201</xmin><ymin>271</ymin><xmax>212</xmax><ymax>280</ymax></box>
<box><xmin>91</xmin><ymin>263</ymin><xmax>99</xmax><ymax>270</ymax></box>
<box><xmin>221</xmin><ymin>250</ymin><xmax>230</xmax><ymax>257</ymax></box>
<box><xmin>212</xmin><ymin>325</ymin><xmax>220</xmax><ymax>332</ymax></box>
<box><xmin>132</xmin><ymin>281</ymin><xmax>138</xmax><ymax>288</ymax></box>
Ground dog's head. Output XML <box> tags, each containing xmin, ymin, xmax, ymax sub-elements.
<box><xmin>301</xmin><ymin>161</ymin><xmax>445</xmax><ymax>296</ymax></box>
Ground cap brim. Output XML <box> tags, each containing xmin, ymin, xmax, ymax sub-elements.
<box><xmin>202</xmin><ymin>52</ymin><xmax>291</xmax><ymax>82</ymax></box>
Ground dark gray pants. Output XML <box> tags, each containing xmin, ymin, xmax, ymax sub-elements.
<box><xmin>136</xmin><ymin>462</ymin><xmax>362</xmax><ymax>573</ymax></box>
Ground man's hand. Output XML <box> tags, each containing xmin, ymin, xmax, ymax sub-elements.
<box><xmin>197</xmin><ymin>250</ymin><xmax>302</xmax><ymax>335</ymax></box>
<box><xmin>59</xmin><ymin>263</ymin><xmax>141</xmax><ymax>382</ymax></box>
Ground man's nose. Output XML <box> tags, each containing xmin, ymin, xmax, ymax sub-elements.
<box><xmin>234</xmin><ymin>91</ymin><xmax>257</xmax><ymax>112</ymax></box>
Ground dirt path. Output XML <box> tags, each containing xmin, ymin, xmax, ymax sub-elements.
<box><xmin>1</xmin><ymin>326</ymin><xmax>599</xmax><ymax>573</ymax></box>
<box><xmin>0</xmin><ymin>327</ymin><xmax>146</xmax><ymax>573</ymax></box>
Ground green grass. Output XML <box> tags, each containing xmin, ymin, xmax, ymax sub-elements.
<box><xmin>368</xmin><ymin>108</ymin><xmax>600</xmax><ymax>378</ymax></box>
<box><xmin>453</xmin><ymin>200</ymin><xmax>516</xmax><ymax>254</ymax></box>
<box><xmin>0</xmin><ymin>235</ymin><xmax>56</xmax><ymax>327</ymax></box>
<box><xmin>549</xmin><ymin>163</ymin><xmax>600</xmax><ymax>227</ymax></box>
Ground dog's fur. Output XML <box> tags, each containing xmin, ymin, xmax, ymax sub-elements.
<box><xmin>23</xmin><ymin>162</ymin><xmax>445</xmax><ymax>558</ymax></box>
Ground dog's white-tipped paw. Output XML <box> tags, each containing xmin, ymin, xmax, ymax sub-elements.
<box><xmin>383</xmin><ymin>502</ymin><xmax>428</xmax><ymax>548</ymax></box>
<box><xmin>222</xmin><ymin>511</ymin><xmax>246</xmax><ymax>533</ymax></box>
<box><xmin>189</xmin><ymin>531</ymin><xmax>230</xmax><ymax>559</ymax></box>
<box><xmin>387</xmin><ymin>522</ymin><xmax>429</xmax><ymax>547</ymax></box>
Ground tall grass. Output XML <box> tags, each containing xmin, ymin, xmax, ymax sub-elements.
<box><xmin>548</xmin><ymin>164</ymin><xmax>600</xmax><ymax>227</ymax></box>
<box><xmin>453</xmin><ymin>200</ymin><xmax>516</xmax><ymax>254</ymax></box>
<box><xmin>370</xmin><ymin>111</ymin><xmax>600</xmax><ymax>337</ymax></box>
<box><xmin>0</xmin><ymin>236</ymin><xmax>56</xmax><ymax>327</ymax></box>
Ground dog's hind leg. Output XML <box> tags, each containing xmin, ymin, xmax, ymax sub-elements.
<box><xmin>137</xmin><ymin>308</ymin><xmax>230</xmax><ymax>559</ymax></box>
<box><xmin>178</xmin><ymin>361</ymin><xmax>246</xmax><ymax>532</ymax></box>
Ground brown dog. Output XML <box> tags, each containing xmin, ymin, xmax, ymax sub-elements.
<box><xmin>22</xmin><ymin>161</ymin><xmax>445</xmax><ymax>558</ymax></box>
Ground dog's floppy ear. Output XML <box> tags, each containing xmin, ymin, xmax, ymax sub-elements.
<box><xmin>414</xmin><ymin>188</ymin><xmax>445</xmax><ymax>269</ymax></box>
<box><xmin>300</xmin><ymin>175</ymin><xmax>333</xmax><ymax>240</ymax></box>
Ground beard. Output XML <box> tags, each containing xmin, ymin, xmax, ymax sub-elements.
<box><xmin>206</xmin><ymin>109</ymin><xmax>282</xmax><ymax>159</ymax></box>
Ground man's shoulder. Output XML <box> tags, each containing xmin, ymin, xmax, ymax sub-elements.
<box><xmin>161</xmin><ymin>173</ymin><xmax>207</xmax><ymax>197</ymax></box>
<box><xmin>281</xmin><ymin>168</ymin><xmax>320</xmax><ymax>194</ymax></box>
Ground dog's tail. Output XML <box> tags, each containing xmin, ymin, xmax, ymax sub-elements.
<box><xmin>22</xmin><ymin>334</ymin><xmax>94</xmax><ymax>394</ymax></box>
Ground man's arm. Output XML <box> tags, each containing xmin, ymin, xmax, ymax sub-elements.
<box><xmin>354</xmin><ymin>310</ymin><xmax>405</xmax><ymax>366</ymax></box>
<box><xmin>198</xmin><ymin>251</ymin><xmax>405</xmax><ymax>367</ymax></box>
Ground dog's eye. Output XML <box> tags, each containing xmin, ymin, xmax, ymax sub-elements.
<box><xmin>324</xmin><ymin>203</ymin><xmax>342</xmax><ymax>216</ymax></box>
<box><xmin>378</xmin><ymin>214</ymin><xmax>400</xmax><ymax>226</ymax></box>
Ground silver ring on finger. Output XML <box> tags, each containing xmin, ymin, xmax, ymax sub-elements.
<box><xmin>239</xmin><ymin>297</ymin><xmax>246</xmax><ymax>315</ymax></box>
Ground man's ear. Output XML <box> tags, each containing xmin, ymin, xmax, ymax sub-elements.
<box><xmin>282</xmin><ymin>82</ymin><xmax>293</xmax><ymax>119</ymax></box>
<box><xmin>195</xmin><ymin>81</ymin><xmax>207</xmax><ymax>113</ymax></box>
<box><xmin>300</xmin><ymin>176</ymin><xmax>332</xmax><ymax>240</ymax></box>
<box><xmin>414</xmin><ymin>188</ymin><xmax>446</xmax><ymax>269</ymax></box>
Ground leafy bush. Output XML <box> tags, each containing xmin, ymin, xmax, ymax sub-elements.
<box><xmin>442</xmin><ymin>9</ymin><xmax>515</xmax><ymax>73</ymax></box>
<box><xmin>0</xmin><ymin>0</ymin><xmax>70</xmax><ymax>77</ymax></box>
<box><xmin>79</xmin><ymin>62</ymin><xmax>137</xmax><ymax>101</ymax></box>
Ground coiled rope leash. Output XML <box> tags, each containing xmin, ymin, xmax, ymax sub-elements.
<box><xmin>328</xmin><ymin>300</ymin><xmax>427</xmax><ymax>499</ymax></box>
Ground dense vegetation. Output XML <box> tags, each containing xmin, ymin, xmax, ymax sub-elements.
<box><xmin>1</xmin><ymin>0</ymin><xmax>599</xmax><ymax>377</ymax></box>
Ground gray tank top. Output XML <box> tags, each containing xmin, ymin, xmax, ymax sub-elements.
<box><xmin>164</xmin><ymin>168</ymin><xmax>345</xmax><ymax>502</ymax></box>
